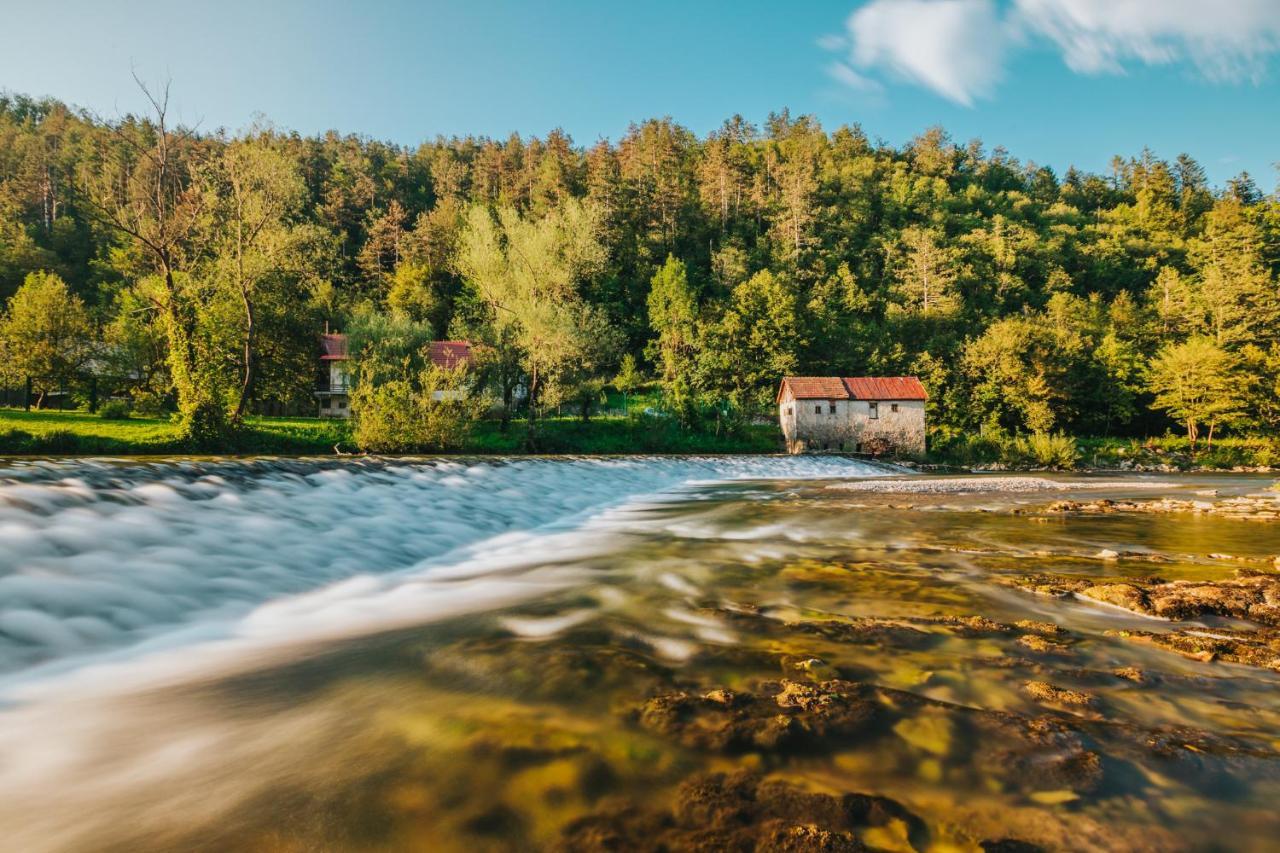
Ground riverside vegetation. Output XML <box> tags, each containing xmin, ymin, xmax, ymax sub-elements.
<box><xmin>1</xmin><ymin>89</ymin><xmax>1278</xmax><ymax>453</ymax></box>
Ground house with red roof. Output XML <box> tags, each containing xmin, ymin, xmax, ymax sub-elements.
<box><xmin>776</xmin><ymin>376</ymin><xmax>928</xmax><ymax>455</ymax></box>
<box><xmin>317</xmin><ymin>333</ymin><xmax>473</xmax><ymax>418</ymax></box>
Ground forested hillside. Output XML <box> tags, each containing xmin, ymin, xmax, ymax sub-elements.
<box><xmin>1</xmin><ymin>89</ymin><xmax>1277</xmax><ymax>447</ymax></box>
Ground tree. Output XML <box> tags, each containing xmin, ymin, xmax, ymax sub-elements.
<box><xmin>198</xmin><ymin>135</ymin><xmax>308</xmax><ymax>422</ymax></box>
<box><xmin>0</xmin><ymin>271</ymin><xmax>92</xmax><ymax>406</ymax></box>
<box><xmin>887</xmin><ymin>227</ymin><xmax>962</xmax><ymax>317</ymax></box>
<box><xmin>1147</xmin><ymin>338</ymin><xmax>1242</xmax><ymax>449</ymax></box>
<box><xmin>697</xmin><ymin>269</ymin><xmax>802</xmax><ymax>410</ymax></box>
<box><xmin>645</xmin><ymin>254</ymin><xmax>699</xmax><ymax>417</ymax></box>
<box><xmin>455</xmin><ymin>198</ymin><xmax>618</xmax><ymax>447</ymax></box>
<box><xmin>612</xmin><ymin>353</ymin><xmax>643</xmax><ymax>415</ymax></box>
<box><xmin>80</xmin><ymin>78</ymin><xmax>227</xmax><ymax>444</ymax></box>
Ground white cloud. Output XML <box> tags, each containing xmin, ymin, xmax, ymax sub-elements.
<box><xmin>828</xmin><ymin>0</ymin><xmax>1280</xmax><ymax>105</ymax></box>
<box><xmin>1013</xmin><ymin>0</ymin><xmax>1280</xmax><ymax>82</ymax></box>
<box><xmin>845</xmin><ymin>0</ymin><xmax>1005</xmax><ymax>106</ymax></box>
<box><xmin>826</xmin><ymin>60</ymin><xmax>884</xmax><ymax>93</ymax></box>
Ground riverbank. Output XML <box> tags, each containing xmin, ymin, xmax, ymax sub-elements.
<box><xmin>0</xmin><ymin>408</ymin><xmax>781</xmax><ymax>456</ymax></box>
<box><xmin>929</xmin><ymin>430</ymin><xmax>1280</xmax><ymax>472</ymax></box>
<box><xmin>4</xmin><ymin>408</ymin><xmax>1276</xmax><ymax>469</ymax></box>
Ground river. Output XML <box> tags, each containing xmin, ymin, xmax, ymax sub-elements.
<box><xmin>1</xmin><ymin>456</ymin><xmax>1278</xmax><ymax>851</ymax></box>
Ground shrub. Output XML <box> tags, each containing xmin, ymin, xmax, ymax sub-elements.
<box><xmin>131</xmin><ymin>392</ymin><xmax>170</xmax><ymax>418</ymax></box>
<box><xmin>1010</xmin><ymin>432</ymin><xmax>1079</xmax><ymax>470</ymax></box>
<box><xmin>98</xmin><ymin>400</ymin><xmax>132</xmax><ymax>420</ymax></box>
<box><xmin>0</xmin><ymin>429</ymin><xmax>34</xmax><ymax>452</ymax></box>
<box><xmin>37</xmin><ymin>429</ymin><xmax>81</xmax><ymax>454</ymax></box>
<box><xmin>351</xmin><ymin>362</ymin><xmax>483</xmax><ymax>453</ymax></box>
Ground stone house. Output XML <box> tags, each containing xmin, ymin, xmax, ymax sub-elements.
<box><xmin>316</xmin><ymin>333</ymin><xmax>472</xmax><ymax>418</ymax></box>
<box><xmin>777</xmin><ymin>376</ymin><xmax>928</xmax><ymax>455</ymax></box>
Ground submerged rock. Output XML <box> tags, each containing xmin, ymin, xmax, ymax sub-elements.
<box><xmin>1110</xmin><ymin>627</ymin><xmax>1280</xmax><ymax>672</ymax></box>
<box><xmin>999</xmin><ymin>571</ymin><xmax>1280</xmax><ymax>627</ymax></box>
<box><xmin>1021</xmin><ymin>680</ymin><xmax>1096</xmax><ymax>707</ymax></box>
<box><xmin>558</xmin><ymin>770</ymin><xmax>928</xmax><ymax>853</ymax></box>
<box><xmin>1044</xmin><ymin>493</ymin><xmax>1280</xmax><ymax>521</ymax></box>
<box><xmin>634</xmin><ymin>679</ymin><xmax>879</xmax><ymax>753</ymax></box>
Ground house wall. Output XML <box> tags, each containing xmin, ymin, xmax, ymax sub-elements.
<box><xmin>318</xmin><ymin>362</ymin><xmax>351</xmax><ymax>418</ymax></box>
<box><xmin>779</xmin><ymin>392</ymin><xmax>926</xmax><ymax>456</ymax></box>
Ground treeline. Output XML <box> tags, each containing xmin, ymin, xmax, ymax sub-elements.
<box><xmin>0</xmin><ymin>88</ymin><xmax>1277</xmax><ymax>448</ymax></box>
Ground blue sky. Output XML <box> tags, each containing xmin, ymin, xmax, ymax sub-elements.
<box><xmin>2</xmin><ymin>0</ymin><xmax>1277</xmax><ymax>187</ymax></box>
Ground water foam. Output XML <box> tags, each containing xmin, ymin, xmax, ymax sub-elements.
<box><xmin>0</xmin><ymin>454</ymin><xmax>889</xmax><ymax>687</ymax></box>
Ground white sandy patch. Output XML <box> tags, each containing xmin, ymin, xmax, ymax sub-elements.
<box><xmin>828</xmin><ymin>476</ymin><xmax>1168</xmax><ymax>494</ymax></box>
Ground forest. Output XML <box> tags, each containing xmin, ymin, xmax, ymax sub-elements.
<box><xmin>0</xmin><ymin>86</ymin><xmax>1277</xmax><ymax>451</ymax></box>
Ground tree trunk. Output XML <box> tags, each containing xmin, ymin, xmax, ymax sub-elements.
<box><xmin>524</xmin><ymin>369</ymin><xmax>541</xmax><ymax>451</ymax></box>
<box><xmin>233</xmin><ymin>289</ymin><xmax>256</xmax><ymax>423</ymax></box>
<box><xmin>580</xmin><ymin>396</ymin><xmax>591</xmax><ymax>423</ymax></box>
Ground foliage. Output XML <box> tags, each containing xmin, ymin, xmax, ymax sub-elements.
<box><xmin>97</xmin><ymin>399</ymin><xmax>131</xmax><ymax>420</ymax></box>
<box><xmin>1147</xmin><ymin>337</ymin><xmax>1243</xmax><ymax>448</ymax></box>
<box><xmin>0</xmin><ymin>91</ymin><xmax>1277</xmax><ymax>448</ymax></box>
<box><xmin>0</xmin><ymin>271</ymin><xmax>93</xmax><ymax>403</ymax></box>
<box><xmin>1009</xmin><ymin>432</ymin><xmax>1080</xmax><ymax>470</ymax></box>
<box><xmin>345</xmin><ymin>314</ymin><xmax>484</xmax><ymax>453</ymax></box>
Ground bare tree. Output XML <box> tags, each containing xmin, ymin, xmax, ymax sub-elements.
<box><xmin>78</xmin><ymin>76</ymin><xmax>226</xmax><ymax>440</ymax></box>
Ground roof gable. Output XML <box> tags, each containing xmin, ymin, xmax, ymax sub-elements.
<box><xmin>319</xmin><ymin>335</ymin><xmax>473</xmax><ymax>369</ymax></box>
<box><xmin>778</xmin><ymin>376</ymin><xmax>927</xmax><ymax>402</ymax></box>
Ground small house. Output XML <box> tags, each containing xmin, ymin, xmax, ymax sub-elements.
<box><xmin>777</xmin><ymin>376</ymin><xmax>927</xmax><ymax>455</ymax></box>
<box><xmin>316</xmin><ymin>334</ymin><xmax>473</xmax><ymax>418</ymax></box>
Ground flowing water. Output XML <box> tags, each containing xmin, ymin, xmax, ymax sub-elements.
<box><xmin>1</xmin><ymin>456</ymin><xmax>1278</xmax><ymax>852</ymax></box>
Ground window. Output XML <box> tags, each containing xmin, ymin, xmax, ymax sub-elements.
<box><xmin>785</xmin><ymin>406</ymin><xmax>792</xmax><ymax>416</ymax></box>
<box><xmin>868</xmin><ymin>401</ymin><xmax>879</xmax><ymax>419</ymax></box>
<box><xmin>814</xmin><ymin>405</ymin><xmax>822</xmax><ymax>415</ymax></box>
<box><xmin>890</xmin><ymin>403</ymin><xmax>899</xmax><ymax>413</ymax></box>
<box><xmin>828</xmin><ymin>402</ymin><xmax>836</xmax><ymax>414</ymax></box>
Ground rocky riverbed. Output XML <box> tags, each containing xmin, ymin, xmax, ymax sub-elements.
<box><xmin>2</xmin><ymin>464</ymin><xmax>1279</xmax><ymax>852</ymax></box>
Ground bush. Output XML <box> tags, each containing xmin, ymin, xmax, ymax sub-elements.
<box><xmin>98</xmin><ymin>400</ymin><xmax>132</xmax><ymax>420</ymax></box>
<box><xmin>37</xmin><ymin>429</ymin><xmax>81</xmax><ymax>454</ymax></box>
<box><xmin>0</xmin><ymin>429</ymin><xmax>34</xmax><ymax>452</ymax></box>
<box><xmin>1010</xmin><ymin>432</ymin><xmax>1079</xmax><ymax>470</ymax></box>
<box><xmin>351</xmin><ymin>363</ymin><xmax>483</xmax><ymax>453</ymax></box>
<box><xmin>131</xmin><ymin>392</ymin><xmax>170</xmax><ymax>418</ymax></box>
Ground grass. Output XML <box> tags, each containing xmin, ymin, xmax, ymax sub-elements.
<box><xmin>0</xmin><ymin>408</ymin><xmax>351</xmax><ymax>456</ymax></box>
<box><xmin>0</xmin><ymin>407</ymin><xmax>779</xmax><ymax>457</ymax></box>
<box><xmin>467</xmin><ymin>414</ymin><xmax>781</xmax><ymax>455</ymax></box>
<box><xmin>929</xmin><ymin>428</ymin><xmax>1280</xmax><ymax>471</ymax></box>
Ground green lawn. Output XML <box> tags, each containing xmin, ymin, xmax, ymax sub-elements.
<box><xmin>0</xmin><ymin>409</ymin><xmax>351</xmax><ymax>455</ymax></box>
<box><xmin>0</xmin><ymin>407</ymin><xmax>781</xmax><ymax>456</ymax></box>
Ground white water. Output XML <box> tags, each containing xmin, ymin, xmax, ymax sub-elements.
<box><xmin>0</xmin><ymin>455</ymin><xmax>889</xmax><ymax>691</ymax></box>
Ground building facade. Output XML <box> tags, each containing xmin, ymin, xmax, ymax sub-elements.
<box><xmin>777</xmin><ymin>376</ymin><xmax>927</xmax><ymax>455</ymax></box>
<box><xmin>316</xmin><ymin>334</ymin><xmax>473</xmax><ymax>418</ymax></box>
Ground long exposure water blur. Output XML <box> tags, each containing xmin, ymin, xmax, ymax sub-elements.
<box><xmin>2</xmin><ymin>456</ymin><xmax>1278</xmax><ymax>852</ymax></box>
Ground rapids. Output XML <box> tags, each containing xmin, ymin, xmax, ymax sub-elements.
<box><xmin>1</xmin><ymin>457</ymin><xmax>1279</xmax><ymax>852</ymax></box>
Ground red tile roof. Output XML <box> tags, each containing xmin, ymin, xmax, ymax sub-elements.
<box><xmin>777</xmin><ymin>377</ymin><xmax>849</xmax><ymax>401</ymax></box>
<box><xmin>778</xmin><ymin>376</ymin><xmax>927</xmax><ymax>402</ymax></box>
<box><xmin>319</xmin><ymin>334</ymin><xmax>472</xmax><ymax>369</ymax></box>
<box><xmin>840</xmin><ymin>376</ymin><xmax>928</xmax><ymax>401</ymax></box>
<box><xmin>429</xmin><ymin>340</ymin><xmax>472</xmax><ymax>369</ymax></box>
<box><xmin>319</xmin><ymin>333</ymin><xmax>348</xmax><ymax>361</ymax></box>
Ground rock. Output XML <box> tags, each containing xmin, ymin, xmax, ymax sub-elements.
<box><xmin>558</xmin><ymin>771</ymin><xmax>925</xmax><ymax>852</ymax></box>
<box><xmin>1017</xmin><ymin>634</ymin><xmax>1073</xmax><ymax>654</ymax></box>
<box><xmin>1112</xmin><ymin>666</ymin><xmax>1146</xmax><ymax>683</ymax></box>
<box><xmin>1081</xmin><ymin>583</ymin><xmax>1150</xmax><ymax>612</ymax></box>
<box><xmin>1022</xmin><ymin>680</ymin><xmax>1096</xmax><ymax>707</ymax></box>
<box><xmin>1110</xmin><ymin>628</ymin><xmax>1280</xmax><ymax>672</ymax></box>
<box><xmin>1001</xmin><ymin>572</ymin><xmax>1280</xmax><ymax>627</ymax></box>
<box><xmin>635</xmin><ymin>679</ymin><xmax>878</xmax><ymax>753</ymax></box>
<box><xmin>1097</xmin><ymin>549</ymin><xmax>1120</xmax><ymax>560</ymax></box>
<box><xmin>981</xmin><ymin>840</ymin><xmax>1046</xmax><ymax>853</ymax></box>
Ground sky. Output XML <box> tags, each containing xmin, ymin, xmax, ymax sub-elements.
<box><xmin>2</xmin><ymin>0</ymin><xmax>1278</xmax><ymax>187</ymax></box>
